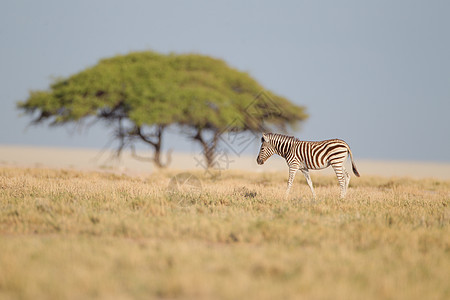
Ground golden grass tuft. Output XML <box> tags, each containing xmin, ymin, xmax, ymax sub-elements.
<box><xmin>0</xmin><ymin>167</ymin><xmax>449</xmax><ymax>299</ymax></box>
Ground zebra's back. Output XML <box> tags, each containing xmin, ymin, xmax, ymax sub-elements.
<box><xmin>293</xmin><ymin>139</ymin><xmax>350</xmax><ymax>170</ymax></box>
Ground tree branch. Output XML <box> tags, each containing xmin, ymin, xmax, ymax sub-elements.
<box><xmin>129</xmin><ymin>144</ymin><xmax>153</xmax><ymax>162</ymax></box>
<box><xmin>135</xmin><ymin>126</ymin><xmax>157</xmax><ymax>147</ymax></box>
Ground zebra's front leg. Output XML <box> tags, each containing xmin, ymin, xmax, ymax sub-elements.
<box><xmin>285</xmin><ymin>167</ymin><xmax>298</xmax><ymax>198</ymax></box>
<box><xmin>301</xmin><ymin>169</ymin><xmax>316</xmax><ymax>198</ymax></box>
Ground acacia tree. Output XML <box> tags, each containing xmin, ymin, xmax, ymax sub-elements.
<box><xmin>18</xmin><ymin>51</ymin><xmax>308</xmax><ymax>168</ymax></box>
<box><xmin>18</xmin><ymin>52</ymin><xmax>178</xmax><ymax>168</ymax></box>
<box><xmin>168</xmin><ymin>54</ymin><xmax>308</xmax><ymax>167</ymax></box>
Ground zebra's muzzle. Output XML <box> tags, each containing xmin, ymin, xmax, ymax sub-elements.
<box><xmin>257</xmin><ymin>158</ymin><xmax>264</xmax><ymax>165</ymax></box>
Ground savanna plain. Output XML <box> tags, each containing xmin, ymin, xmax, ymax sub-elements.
<box><xmin>0</xmin><ymin>166</ymin><xmax>449</xmax><ymax>300</ymax></box>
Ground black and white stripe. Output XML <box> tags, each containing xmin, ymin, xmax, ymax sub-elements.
<box><xmin>256</xmin><ymin>133</ymin><xmax>360</xmax><ymax>198</ymax></box>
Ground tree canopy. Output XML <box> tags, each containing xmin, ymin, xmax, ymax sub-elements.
<box><xmin>18</xmin><ymin>51</ymin><xmax>308</xmax><ymax>168</ymax></box>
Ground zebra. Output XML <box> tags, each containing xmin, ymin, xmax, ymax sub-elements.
<box><xmin>256</xmin><ymin>133</ymin><xmax>360</xmax><ymax>198</ymax></box>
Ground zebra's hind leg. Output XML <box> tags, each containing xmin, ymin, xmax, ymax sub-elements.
<box><xmin>344</xmin><ymin>169</ymin><xmax>350</xmax><ymax>192</ymax></box>
<box><xmin>332</xmin><ymin>164</ymin><xmax>347</xmax><ymax>198</ymax></box>
<box><xmin>301</xmin><ymin>169</ymin><xmax>316</xmax><ymax>198</ymax></box>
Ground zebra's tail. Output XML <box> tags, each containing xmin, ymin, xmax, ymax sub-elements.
<box><xmin>348</xmin><ymin>147</ymin><xmax>360</xmax><ymax>177</ymax></box>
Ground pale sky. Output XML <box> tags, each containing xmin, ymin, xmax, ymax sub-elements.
<box><xmin>1</xmin><ymin>0</ymin><xmax>449</xmax><ymax>162</ymax></box>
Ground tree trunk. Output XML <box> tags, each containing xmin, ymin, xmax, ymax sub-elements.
<box><xmin>132</xmin><ymin>124</ymin><xmax>172</xmax><ymax>168</ymax></box>
<box><xmin>193</xmin><ymin>129</ymin><xmax>220</xmax><ymax>169</ymax></box>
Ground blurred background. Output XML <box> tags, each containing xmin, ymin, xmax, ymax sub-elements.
<box><xmin>1</xmin><ymin>0</ymin><xmax>449</xmax><ymax>163</ymax></box>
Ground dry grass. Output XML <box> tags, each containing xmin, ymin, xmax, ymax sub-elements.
<box><xmin>0</xmin><ymin>166</ymin><xmax>449</xmax><ymax>300</ymax></box>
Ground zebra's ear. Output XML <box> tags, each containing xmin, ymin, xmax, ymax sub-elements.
<box><xmin>261</xmin><ymin>133</ymin><xmax>268</xmax><ymax>142</ymax></box>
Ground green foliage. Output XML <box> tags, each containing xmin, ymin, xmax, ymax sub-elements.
<box><xmin>17</xmin><ymin>50</ymin><xmax>308</xmax><ymax>167</ymax></box>
<box><xmin>18</xmin><ymin>50</ymin><xmax>307</xmax><ymax>130</ymax></box>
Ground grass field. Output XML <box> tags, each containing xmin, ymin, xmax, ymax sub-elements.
<box><xmin>0</xmin><ymin>166</ymin><xmax>449</xmax><ymax>299</ymax></box>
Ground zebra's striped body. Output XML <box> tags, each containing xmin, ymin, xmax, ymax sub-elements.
<box><xmin>256</xmin><ymin>133</ymin><xmax>360</xmax><ymax>198</ymax></box>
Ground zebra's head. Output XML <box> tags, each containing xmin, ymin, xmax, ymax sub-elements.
<box><xmin>257</xmin><ymin>133</ymin><xmax>275</xmax><ymax>165</ymax></box>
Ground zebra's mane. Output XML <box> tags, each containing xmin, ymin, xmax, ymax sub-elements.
<box><xmin>265</xmin><ymin>133</ymin><xmax>298</xmax><ymax>143</ymax></box>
